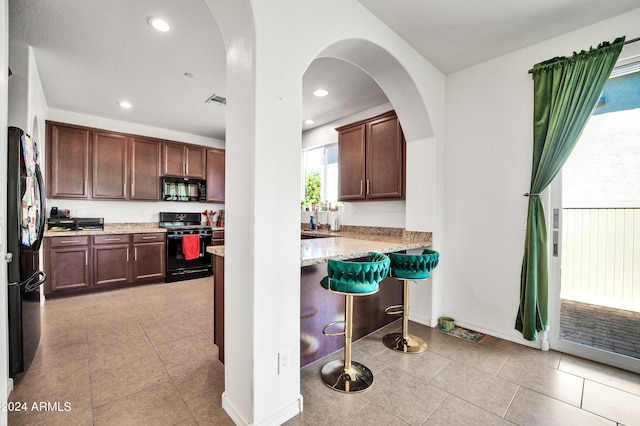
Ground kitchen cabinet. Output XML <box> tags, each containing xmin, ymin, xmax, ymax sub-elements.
<box><xmin>211</xmin><ymin>230</ymin><xmax>224</xmax><ymax>246</ymax></box>
<box><xmin>46</xmin><ymin>123</ymin><xmax>91</xmax><ymax>198</ymax></box>
<box><xmin>336</xmin><ymin>110</ymin><xmax>405</xmax><ymax>201</ymax></box>
<box><xmin>206</xmin><ymin>148</ymin><xmax>225</xmax><ymax>202</ymax></box>
<box><xmin>132</xmin><ymin>233</ymin><xmax>166</xmax><ymax>282</ymax></box>
<box><xmin>162</xmin><ymin>142</ymin><xmax>206</xmax><ymax>179</ymax></box>
<box><xmin>92</xmin><ymin>132</ymin><xmax>128</xmax><ymax>200</ymax></box>
<box><xmin>129</xmin><ymin>137</ymin><xmax>161</xmax><ymax>200</ymax></box>
<box><xmin>47</xmin><ymin>121</ymin><xmax>216</xmax><ymax>202</ymax></box>
<box><xmin>44</xmin><ymin>236</ymin><xmax>91</xmax><ymax>294</ymax></box>
<box><xmin>93</xmin><ymin>234</ymin><xmax>131</xmax><ymax>286</ymax></box>
<box><xmin>44</xmin><ymin>232</ymin><xmax>166</xmax><ymax>296</ymax></box>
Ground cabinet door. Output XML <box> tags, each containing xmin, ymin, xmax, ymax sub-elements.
<box><xmin>47</xmin><ymin>245</ymin><xmax>91</xmax><ymax>293</ymax></box>
<box><xmin>133</xmin><ymin>241</ymin><xmax>166</xmax><ymax>282</ymax></box>
<box><xmin>47</xmin><ymin>123</ymin><xmax>91</xmax><ymax>198</ymax></box>
<box><xmin>92</xmin><ymin>132</ymin><xmax>128</xmax><ymax>199</ymax></box>
<box><xmin>162</xmin><ymin>142</ymin><xmax>185</xmax><ymax>176</ymax></box>
<box><xmin>366</xmin><ymin>114</ymin><xmax>405</xmax><ymax>199</ymax></box>
<box><xmin>185</xmin><ymin>146</ymin><xmax>206</xmax><ymax>178</ymax></box>
<box><xmin>93</xmin><ymin>243</ymin><xmax>131</xmax><ymax>286</ymax></box>
<box><xmin>337</xmin><ymin>124</ymin><xmax>366</xmax><ymax>201</ymax></box>
<box><xmin>130</xmin><ymin>137</ymin><xmax>161</xmax><ymax>200</ymax></box>
<box><xmin>206</xmin><ymin>149</ymin><xmax>225</xmax><ymax>202</ymax></box>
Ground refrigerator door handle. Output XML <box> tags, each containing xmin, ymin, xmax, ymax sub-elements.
<box><xmin>21</xmin><ymin>270</ymin><xmax>47</xmax><ymax>293</ymax></box>
<box><xmin>31</xmin><ymin>163</ymin><xmax>46</xmax><ymax>252</ymax></box>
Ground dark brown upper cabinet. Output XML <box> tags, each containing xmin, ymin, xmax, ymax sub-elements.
<box><xmin>46</xmin><ymin>123</ymin><xmax>91</xmax><ymax>198</ymax></box>
<box><xmin>92</xmin><ymin>131</ymin><xmax>128</xmax><ymax>200</ymax></box>
<box><xmin>129</xmin><ymin>137</ymin><xmax>162</xmax><ymax>200</ymax></box>
<box><xmin>336</xmin><ymin>110</ymin><xmax>405</xmax><ymax>201</ymax></box>
<box><xmin>46</xmin><ymin>121</ymin><xmax>223</xmax><ymax>202</ymax></box>
<box><xmin>206</xmin><ymin>148</ymin><xmax>225</xmax><ymax>202</ymax></box>
<box><xmin>162</xmin><ymin>142</ymin><xmax>206</xmax><ymax>179</ymax></box>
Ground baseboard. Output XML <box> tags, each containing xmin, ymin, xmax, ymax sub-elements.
<box><xmin>408</xmin><ymin>314</ymin><xmax>543</xmax><ymax>350</ymax></box>
<box><xmin>222</xmin><ymin>391</ymin><xmax>303</xmax><ymax>426</ymax></box>
<box><xmin>409</xmin><ymin>312</ymin><xmax>438</xmax><ymax>328</ymax></box>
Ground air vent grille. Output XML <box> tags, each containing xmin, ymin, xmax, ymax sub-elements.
<box><xmin>205</xmin><ymin>94</ymin><xmax>227</xmax><ymax>105</ymax></box>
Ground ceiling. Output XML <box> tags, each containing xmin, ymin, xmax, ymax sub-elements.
<box><xmin>9</xmin><ymin>0</ymin><xmax>640</xmax><ymax>141</ymax></box>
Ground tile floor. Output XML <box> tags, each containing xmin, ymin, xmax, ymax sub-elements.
<box><xmin>7</xmin><ymin>277</ymin><xmax>640</xmax><ymax>425</ymax></box>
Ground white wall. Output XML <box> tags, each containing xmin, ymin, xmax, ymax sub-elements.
<box><xmin>44</xmin><ymin>108</ymin><xmax>225</xmax><ymax>223</ymax></box>
<box><xmin>443</xmin><ymin>8</ymin><xmax>640</xmax><ymax>345</ymax></box>
<box><xmin>1</xmin><ymin>0</ymin><xmax>10</xmax><ymax>422</ymax></box>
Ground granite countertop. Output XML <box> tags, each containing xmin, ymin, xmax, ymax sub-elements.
<box><xmin>44</xmin><ymin>222</ymin><xmax>224</xmax><ymax>237</ymax></box>
<box><xmin>206</xmin><ymin>226</ymin><xmax>432</xmax><ymax>267</ymax></box>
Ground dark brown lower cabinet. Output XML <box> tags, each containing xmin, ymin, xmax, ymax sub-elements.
<box><xmin>132</xmin><ymin>233</ymin><xmax>166</xmax><ymax>282</ymax></box>
<box><xmin>44</xmin><ymin>233</ymin><xmax>165</xmax><ymax>296</ymax></box>
<box><xmin>93</xmin><ymin>235</ymin><xmax>131</xmax><ymax>286</ymax></box>
<box><xmin>45</xmin><ymin>236</ymin><xmax>91</xmax><ymax>294</ymax></box>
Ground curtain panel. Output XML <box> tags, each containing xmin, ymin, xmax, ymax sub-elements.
<box><xmin>516</xmin><ymin>37</ymin><xmax>625</xmax><ymax>341</ymax></box>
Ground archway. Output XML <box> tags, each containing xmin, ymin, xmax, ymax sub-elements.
<box><xmin>203</xmin><ymin>2</ymin><xmax>442</xmax><ymax>425</ymax></box>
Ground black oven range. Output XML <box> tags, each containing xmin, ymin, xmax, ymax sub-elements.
<box><xmin>159</xmin><ymin>212</ymin><xmax>212</xmax><ymax>282</ymax></box>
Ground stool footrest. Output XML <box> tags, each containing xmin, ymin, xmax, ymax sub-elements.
<box><xmin>322</xmin><ymin>321</ymin><xmax>346</xmax><ymax>337</ymax></box>
<box><xmin>384</xmin><ymin>304</ymin><xmax>403</xmax><ymax>316</ymax></box>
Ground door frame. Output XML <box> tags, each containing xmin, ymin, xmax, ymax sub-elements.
<box><xmin>548</xmin><ymin>175</ymin><xmax>640</xmax><ymax>374</ymax></box>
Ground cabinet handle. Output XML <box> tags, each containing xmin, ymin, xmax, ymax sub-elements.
<box><xmin>183</xmin><ymin>163</ymin><xmax>187</xmax><ymax>175</ymax></box>
<box><xmin>103</xmin><ymin>238</ymin><xmax>121</xmax><ymax>242</ymax></box>
<box><xmin>367</xmin><ymin>179</ymin><xmax>370</xmax><ymax>195</ymax></box>
<box><xmin>60</xmin><ymin>240</ymin><xmax>80</xmax><ymax>244</ymax></box>
<box><xmin>135</xmin><ymin>247</ymin><xmax>138</xmax><ymax>261</ymax></box>
<box><xmin>141</xmin><ymin>236</ymin><xmax>157</xmax><ymax>240</ymax></box>
<box><xmin>127</xmin><ymin>248</ymin><xmax>129</xmax><ymax>262</ymax></box>
<box><xmin>360</xmin><ymin>180</ymin><xmax>364</xmax><ymax>196</ymax></box>
<box><xmin>85</xmin><ymin>252</ymin><xmax>88</xmax><ymax>266</ymax></box>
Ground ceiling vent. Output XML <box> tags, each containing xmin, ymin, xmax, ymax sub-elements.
<box><xmin>205</xmin><ymin>94</ymin><xmax>226</xmax><ymax>105</ymax></box>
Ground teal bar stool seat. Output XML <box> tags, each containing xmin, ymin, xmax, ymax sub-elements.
<box><xmin>383</xmin><ymin>249</ymin><xmax>440</xmax><ymax>354</ymax></box>
<box><xmin>320</xmin><ymin>252</ymin><xmax>390</xmax><ymax>393</ymax></box>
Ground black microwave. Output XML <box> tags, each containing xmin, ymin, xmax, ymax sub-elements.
<box><xmin>161</xmin><ymin>176</ymin><xmax>206</xmax><ymax>202</ymax></box>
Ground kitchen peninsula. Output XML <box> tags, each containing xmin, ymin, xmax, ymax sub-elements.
<box><xmin>207</xmin><ymin>226</ymin><xmax>432</xmax><ymax>365</ymax></box>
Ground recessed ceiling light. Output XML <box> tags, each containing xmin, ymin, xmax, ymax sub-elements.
<box><xmin>313</xmin><ymin>89</ymin><xmax>328</xmax><ymax>97</ymax></box>
<box><xmin>305</xmin><ymin>119</ymin><xmax>314</xmax><ymax>125</ymax></box>
<box><xmin>118</xmin><ymin>101</ymin><xmax>132</xmax><ymax>109</ymax></box>
<box><xmin>147</xmin><ymin>17</ymin><xmax>170</xmax><ymax>32</ymax></box>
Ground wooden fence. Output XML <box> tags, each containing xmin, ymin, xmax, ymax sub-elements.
<box><xmin>561</xmin><ymin>208</ymin><xmax>640</xmax><ymax>312</ymax></box>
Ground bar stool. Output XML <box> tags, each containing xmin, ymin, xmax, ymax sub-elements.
<box><xmin>320</xmin><ymin>252</ymin><xmax>390</xmax><ymax>393</ymax></box>
<box><xmin>383</xmin><ymin>249</ymin><xmax>440</xmax><ymax>354</ymax></box>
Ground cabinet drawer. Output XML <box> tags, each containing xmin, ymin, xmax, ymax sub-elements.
<box><xmin>133</xmin><ymin>233</ymin><xmax>165</xmax><ymax>243</ymax></box>
<box><xmin>94</xmin><ymin>234</ymin><xmax>130</xmax><ymax>245</ymax></box>
<box><xmin>212</xmin><ymin>231</ymin><xmax>224</xmax><ymax>239</ymax></box>
<box><xmin>50</xmin><ymin>236</ymin><xmax>90</xmax><ymax>248</ymax></box>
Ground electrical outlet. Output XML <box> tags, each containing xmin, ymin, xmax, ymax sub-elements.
<box><xmin>278</xmin><ymin>349</ymin><xmax>291</xmax><ymax>374</ymax></box>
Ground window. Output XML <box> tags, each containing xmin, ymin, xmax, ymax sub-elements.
<box><xmin>302</xmin><ymin>144</ymin><xmax>338</xmax><ymax>207</ymax></box>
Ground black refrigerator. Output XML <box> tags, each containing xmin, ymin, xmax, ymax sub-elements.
<box><xmin>7</xmin><ymin>126</ymin><xmax>47</xmax><ymax>379</ymax></box>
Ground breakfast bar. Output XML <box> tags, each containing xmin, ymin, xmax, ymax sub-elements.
<box><xmin>207</xmin><ymin>227</ymin><xmax>432</xmax><ymax>365</ymax></box>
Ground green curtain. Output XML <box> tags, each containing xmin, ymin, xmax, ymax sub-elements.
<box><xmin>516</xmin><ymin>37</ymin><xmax>625</xmax><ymax>341</ymax></box>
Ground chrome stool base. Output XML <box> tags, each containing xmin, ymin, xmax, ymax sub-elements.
<box><xmin>382</xmin><ymin>332</ymin><xmax>427</xmax><ymax>353</ymax></box>
<box><xmin>320</xmin><ymin>359</ymin><xmax>374</xmax><ymax>393</ymax></box>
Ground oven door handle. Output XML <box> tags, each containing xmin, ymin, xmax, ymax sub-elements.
<box><xmin>166</xmin><ymin>234</ymin><xmax>211</xmax><ymax>239</ymax></box>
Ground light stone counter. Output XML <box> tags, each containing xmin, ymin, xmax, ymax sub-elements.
<box><xmin>206</xmin><ymin>227</ymin><xmax>432</xmax><ymax>267</ymax></box>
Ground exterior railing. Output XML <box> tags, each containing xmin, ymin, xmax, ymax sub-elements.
<box><xmin>561</xmin><ymin>208</ymin><xmax>640</xmax><ymax>313</ymax></box>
